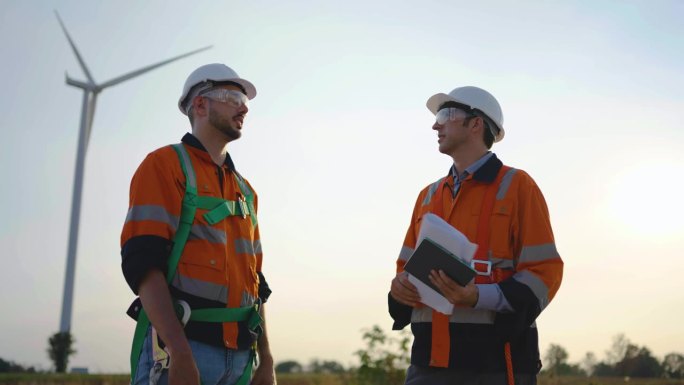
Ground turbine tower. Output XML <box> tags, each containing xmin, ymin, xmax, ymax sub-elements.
<box><xmin>56</xmin><ymin>11</ymin><xmax>211</xmax><ymax>333</ymax></box>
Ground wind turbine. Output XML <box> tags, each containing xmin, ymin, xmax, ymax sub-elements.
<box><xmin>55</xmin><ymin>11</ymin><xmax>211</xmax><ymax>334</ymax></box>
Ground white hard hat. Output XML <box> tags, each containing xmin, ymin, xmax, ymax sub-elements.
<box><xmin>426</xmin><ymin>86</ymin><xmax>505</xmax><ymax>142</ymax></box>
<box><xmin>178</xmin><ymin>63</ymin><xmax>256</xmax><ymax>115</ymax></box>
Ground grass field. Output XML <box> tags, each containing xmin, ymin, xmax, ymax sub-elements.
<box><xmin>1</xmin><ymin>373</ymin><xmax>682</xmax><ymax>385</ymax></box>
<box><xmin>0</xmin><ymin>373</ymin><xmax>344</xmax><ymax>385</ymax></box>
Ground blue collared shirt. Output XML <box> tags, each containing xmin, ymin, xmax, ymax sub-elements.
<box><xmin>450</xmin><ymin>152</ymin><xmax>495</xmax><ymax>197</ymax></box>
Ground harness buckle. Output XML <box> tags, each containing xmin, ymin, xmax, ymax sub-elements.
<box><xmin>238</xmin><ymin>195</ymin><xmax>248</xmax><ymax>219</ymax></box>
<box><xmin>470</xmin><ymin>260</ymin><xmax>492</xmax><ymax>276</ymax></box>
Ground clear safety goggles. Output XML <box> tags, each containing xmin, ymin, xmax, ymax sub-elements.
<box><xmin>200</xmin><ymin>89</ymin><xmax>249</xmax><ymax>108</ymax></box>
<box><xmin>435</xmin><ymin>107</ymin><xmax>472</xmax><ymax>125</ymax></box>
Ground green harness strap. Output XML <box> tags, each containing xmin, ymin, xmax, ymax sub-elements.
<box><xmin>129</xmin><ymin>143</ymin><xmax>261</xmax><ymax>384</ymax></box>
<box><xmin>198</xmin><ymin>195</ymin><xmax>256</xmax><ymax>227</ymax></box>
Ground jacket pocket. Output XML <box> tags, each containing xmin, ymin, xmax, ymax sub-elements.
<box><xmin>489</xmin><ymin>202</ymin><xmax>513</xmax><ymax>258</ymax></box>
<box><xmin>180</xmin><ymin>242</ymin><xmax>226</xmax><ymax>272</ymax></box>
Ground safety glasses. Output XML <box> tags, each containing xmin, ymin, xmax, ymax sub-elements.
<box><xmin>200</xmin><ymin>89</ymin><xmax>249</xmax><ymax>108</ymax></box>
<box><xmin>435</xmin><ymin>107</ymin><xmax>471</xmax><ymax>125</ymax></box>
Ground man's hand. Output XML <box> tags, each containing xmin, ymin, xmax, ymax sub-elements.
<box><xmin>138</xmin><ymin>269</ymin><xmax>199</xmax><ymax>384</ymax></box>
<box><xmin>168</xmin><ymin>350</ymin><xmax>200</xmax><ymax>385</ymax></box>
<box><xmin>251</xmin><ymin>354</ymin><xmax>276</xmax><ymax>385</ymax></box>
<box><xmin>429</xmin><ymin>269</ymin><xmax>479</xmax><ymax>307</ymax></box>
<box><xmin>252</xmin><ymin>303</ymin><xmax>276</xmax><ymax>384</ymax></box>
<box><xmin>390</xmin><ymin>271</ymin><xmax>421</xmax><ymax>307</ymax></box>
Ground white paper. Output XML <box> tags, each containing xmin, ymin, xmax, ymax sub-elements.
<box><xmin>408</xmin><ymin>213</ymin><xmax>478</xmax><ymax>315</ymax></box>
<box><xmin>408</xmin><ymin>274</ymin><xmax>454</xmax><ymax>315</ymax></box>
<box><xmin>417</xmin><ymin>213</ymin><xmax>477</xmax><ymax>264</ymax></box>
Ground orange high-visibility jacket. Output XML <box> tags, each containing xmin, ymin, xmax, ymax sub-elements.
<box><xmin>121</xmin><ymin>133</ymin><xmax>270</xmax><ymax>350</ymax></box>
<box><xmin>388</xmin><ymin>154</ymin><xmax>563</xmax><ymax>374</ymax></box>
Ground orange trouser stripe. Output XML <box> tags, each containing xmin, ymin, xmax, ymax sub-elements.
<box><xmin>505</xmin><ymin>342</ymin><xmax>515</xmax><ymax>385</ymax></box>
<box><xmin>430</xmin><ymin>310</ymin><xmax>450</xmax><ymax>367</ymax></box>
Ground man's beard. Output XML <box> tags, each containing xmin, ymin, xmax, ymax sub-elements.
<box><xmin>208</xmin><ymin>107</ymin><xmax>242</xmax><ymax>140</ymax></box>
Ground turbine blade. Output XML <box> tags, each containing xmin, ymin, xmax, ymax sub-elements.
<box><xmin>66</xmin><ymin>73</ymin><xmax>93</xmax><ymax>89</ymax></box>
<box><xmin>54</xmin><ymin>10</ymin><xmax>96</xmax><ymax>85</ymax></box>
<box><xmin>99</xmin><ymin>45</ymin><xmax>212</xmax><ymax>89</ymax></box>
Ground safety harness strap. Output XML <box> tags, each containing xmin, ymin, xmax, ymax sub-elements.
<box><xmin>234</xmin><ymin>171</ymin><xmax>258</xmax><ymax>228</ymax></box>
<box><xmin>425</xmin><ymin>175</ymin><xmax>452</xmax><ymax>368</ymax></box>
<box><xmin>200</xmin><ymin>196</ymin><xmax>255</xmax><ymax>225</ymax></box>
<box><xmin>130</xmin><ymin>311</ymin><xmax>151</xmax><ymax>381</ymax></box>
<box><xmin>196</xmin><ymin>195</ymin><xmax>226</xmax><ymax>209</ymax></box>
<box><xmin>129</xmin><ymin>144</ymin><xmax>200</xmax><ymax>381</ymax></box>
<box><xmin>472</xmin><ymin>166</ymin><xmax>511</xmax><ymax>284</ymax></box>
<box><xmin>470</xmin><ymin>165</ymin><xmax>516</xmax><ymax>385</ymax></box>
<box><xmin>193</xmin><ymin>174</ymin><xmax>256</xmax><ymax>226</ymax></box>
<box><xmin>190</xmin><ymin>306</ymin><xmax>263</xmax><ymax>331</ymax></box>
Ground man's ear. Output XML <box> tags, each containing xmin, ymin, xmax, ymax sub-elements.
<box><xmin>470</xmin><ymin>115</ymin><xmax>484</xmax><ymax>135</ymax></box>
<box><xmin>192</xmin><ymin>95</ymin><xmax>209</xmax><ymax>118</ymax></box>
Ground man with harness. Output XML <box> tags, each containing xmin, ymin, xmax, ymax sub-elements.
<box><xmin>389</xmin><ymin>86</ymin><xmax>563</xmax><ymax>385</ymax></box>
<box><xmin>121</xmin><ymin>63</ymin><xmax>276</xmax><ymax>385</ymax></box>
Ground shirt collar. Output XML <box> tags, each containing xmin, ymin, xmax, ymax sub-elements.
<box><xmin>181</xmin><ymin>132</ymin><xmax>236</xmax><ymax>171</ymax></box>
<box><xmin>448</xmin><ymin>152</ymin><xmax>503</xmax><ymax>184</ymax></box>
<box><xmin>450</xmin><ymin>152</ymin><xmax>494</xmax><ymax>180</ymax></box>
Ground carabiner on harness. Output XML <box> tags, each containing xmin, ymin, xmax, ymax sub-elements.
<box><xmin>238</xmin><ymin>194</ymin><xmax>249</xmax><ymax>219</ymax></box>
<box><xmin>149</xmin><ymin>300</ymin><xmax>192</xmax><ymax>384</ymax></box>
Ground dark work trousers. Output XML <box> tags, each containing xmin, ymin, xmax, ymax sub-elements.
<box><xmin>404</xmin><ymin>365</ymin><xmax>537</xmax><ymax>385</ymax></box>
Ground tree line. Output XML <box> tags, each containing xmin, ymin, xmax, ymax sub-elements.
<box><xmin>275</xmin><ymin>330</ymin><xmax>684</xmax><ymax>382</ymax></box>
<box><xmin>543</xmin><ymin>333</ymin><xmax>684</xmax><ymax>379</ymax></box>
<box><xmin>2</xmin><ymin>327</ymin><xmax>681</xmax><ymax>382</ymax></box>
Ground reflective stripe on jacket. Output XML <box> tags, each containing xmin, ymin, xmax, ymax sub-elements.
<box><xmin>121</xmin><ymin>133</ymin><xmax>265</xmax><ymax>349</ymax></box>
<box><xmin>388</xmin><ymin>154</ymin><xmax>563</xmax><ymax>374</ymax></box>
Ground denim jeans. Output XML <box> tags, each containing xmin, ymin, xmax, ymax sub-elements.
<box><xmin>133</xmin><ymin>327</ymin><xmax>251</xmax><ymax>385</ymax></box>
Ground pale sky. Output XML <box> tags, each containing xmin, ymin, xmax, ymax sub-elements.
<box><xmin>1</xmin><ymin>0</ymin><xmax>682</xmax><ymax>373</ymax></box>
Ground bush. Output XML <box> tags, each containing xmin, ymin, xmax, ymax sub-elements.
<box><xmin>351</xmin><ymin>325</ymin><xmax>411</xmax><ymax>385</ymax></box>
<box><xmin>275</xmin><ymin>360</ymin><xmax>303</xmax><ymax>374</ymax></box>
<box><xmin>47</xmin><ymin>331</ymin><xmax>76</xmax><ymax>373</ymax></box>
<box><xmin>0</xmin><ymin>358</ymin><xmax>37</xmax><ymax>373</ymax></box>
